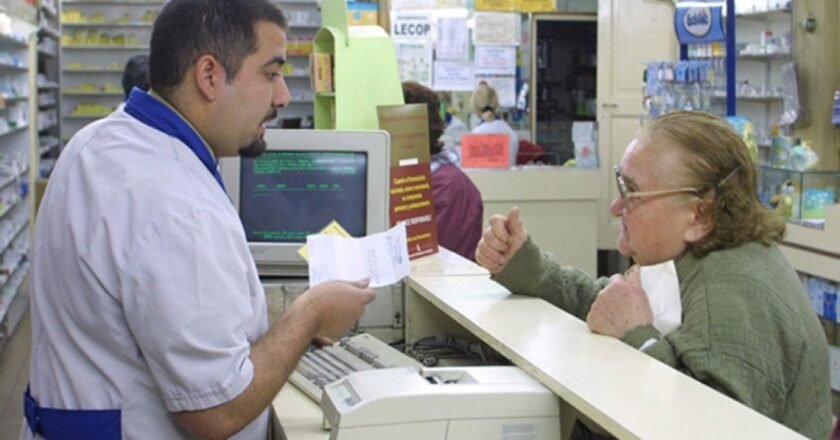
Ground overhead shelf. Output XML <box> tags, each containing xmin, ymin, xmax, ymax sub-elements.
<box><xmin>62</xmin><ymin>45</ymin><xmax>150</xmax><ymax>50</ymax></box>
<box><xmin>62</xmin><ymin>22</ymin><xmax>154</xmax><ymax>27</ymax></box>
<box><xmin>735</xmin><ymin>8</ymin><xmax>792</xmax><ymax>20</ymax></box>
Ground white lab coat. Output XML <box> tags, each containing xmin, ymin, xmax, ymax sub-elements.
<box><xmin>471</xmin><ymin>119</ymin><xmax>519</xmax><ymax>167</ymax></box>
<box><xmin>23</xmin><ymin>109</ymin><xmax>269</xmax><ymax>439</ymax></box>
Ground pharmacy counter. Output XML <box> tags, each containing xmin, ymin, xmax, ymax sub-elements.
<box><xmin>403</xmin><ymin>254</ymin><xmax>806</xmax><ymax>440</ymax></box>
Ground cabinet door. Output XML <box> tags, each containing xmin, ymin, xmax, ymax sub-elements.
<box><xmin>596</xmin><ymin>0</ymin><xmax>676</xmax><ymax>249</ymax></box>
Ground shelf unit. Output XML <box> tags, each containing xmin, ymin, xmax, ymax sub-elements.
<box><xmin>0</xmin><ymin>13</ymin><xmax>38</xmax><ymax>351</ymax></box>
<box><xmin>732</xmin><ymin>5</ymin><xmax>793</xmax><ymax>163</ymax></box>
<box><xmin>38</xmin><ymin>0</ymin><xmax>62</xmax><ymax>180</ymax></box>
<box><xmin>270</xmin><ymin>0</ymin><xmax>319</xmax><ymax>128</ymax></box>
<box><xmin>59</xmin><ymin>0</ymin><xmax>163</xmax><ymax>142</ymax></box>
<box><xmin>312</xmin><ymin>0</ymin><xmax>403</xmax><ymax>130</ymax></box>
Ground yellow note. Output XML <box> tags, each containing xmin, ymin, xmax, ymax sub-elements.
<box><xmin>297</xmin><ymin>220</ymin><xmax>352</xmax><ymax>261</ymax></box>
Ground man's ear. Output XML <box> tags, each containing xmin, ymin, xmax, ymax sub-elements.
<box><xmin>683</xmin><ymin>199</ymin><xmax>714</xmax><ymax>243</ymax></box>
<box><xmin>193</xmin><ymin>54</ymin><xmax>225</xmax><ymax>101</ymax></box>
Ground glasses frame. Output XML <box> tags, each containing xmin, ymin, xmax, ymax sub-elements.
<box><xmin>614</xmin><ymin>165</ymin><xmax>702</xmax><ymax>203</ymax></box>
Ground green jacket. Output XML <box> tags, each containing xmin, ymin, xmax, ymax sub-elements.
<box><xmin>495</xmin><ymin>237</ymin><xmax>831</xmax><ymax>439</ymax></box>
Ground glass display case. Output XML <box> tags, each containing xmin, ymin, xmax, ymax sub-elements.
<box><xmin>757</xmin><ymin>165</ymin><xmax>840</xmax><ymax>227</ymax></box>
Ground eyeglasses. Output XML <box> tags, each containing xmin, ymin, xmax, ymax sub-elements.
<box><xmin>614</xmin><ymin>165</ymin><xmax>702</xmax><ymax>206</ymax></box>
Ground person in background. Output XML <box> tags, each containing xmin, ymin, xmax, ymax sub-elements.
<box><xmin>436</xmin><ymin>91</ymin><xmax>468</xmax><ymax>157</ymax></box>
<box><xmin>402</xmin><ymin>81</ymin><xmax>483</xmax><ymax>261</ymax></box>
<box><xmin>475</xmin><ymin>111</ymin><xmax>831</xmax><ymax>439</ymax></box>
<box><xmin>470</xmin><ymin>81</ymin><xmax>519</xmax><ymax>166</ymax></box>
<box><xmin>115</xmin><ymin>54</ymin><xmax>150</xmax><ymax>112</ymax></box>
<box><xmin>121</xmin><ymin>54</ymin><xmax>150</xmax><ymax>100</ymax></box>
<box><xmin>24</xmin><ymin>1</ymin><xmax>374</xmax><ymax>439</ymax></box>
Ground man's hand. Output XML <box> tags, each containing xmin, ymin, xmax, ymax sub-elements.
<box><xmin>586</xmin><ymin>266</ymin><xmax>653</xmax><ymax>338</ymax></box>
<box><xmin>298</xmin><ymin>279</ymin><xmax>375</xmax><ymax>339</ymax></box>
<box><xmin>475</xmin><ymin>207</ymin><xmax>528</xmax><ymax>275</ymax></box>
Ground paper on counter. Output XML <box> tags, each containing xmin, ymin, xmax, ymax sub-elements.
<box><xmin>307</xmin><ymin>222</ymin><xmax>411</xmax><ymax>288</ymax></box>
<box><xmin>639</xmin><ymin>260</ymin><xmax>682</xmax><ymax>335</ymax></box>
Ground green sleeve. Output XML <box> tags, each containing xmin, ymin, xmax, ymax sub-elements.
<box><xmin>620</xmin><ymin>324</ymin><xmax>681</xmax><ymax>366</ymax></box>
<box><xmin>492</xmin><ymin>236</ymin><xmax>608</xmax><ymax>320</ymax></box>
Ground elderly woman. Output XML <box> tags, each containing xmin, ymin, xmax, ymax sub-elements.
<box><xmin>475</xmin><ymin>111</ymin><xmax>830</xmax><ymax>439</ymax></box>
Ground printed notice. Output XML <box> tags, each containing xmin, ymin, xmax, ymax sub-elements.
<box><xmin>391</xmin><ymin>11</ymin><xmax>434</xmax><ymax>42</ymax></box>
<box><xmin>515</xmin><ymin>0</ymin><xmax>555</xmax><ymax>12</ymax></box>
<box><xmin>474</xmin><ymin>74</ymin><xmax>517</xmax><ymax>107</ymax></box>
<box><xmin>475</xmin><ymin>45</ymin><xmax>516</xmax><ymax>75</ymax></box>
<box><xmin>436</xmin><ymin>17</ymin><xmax>469</xmax><ymax>61</ymax></box>
<box><xmin>395</xmin><ymin>41</ymin><xmax>433</xmax><ymax>87</ymax></box>
<box><xmin>433</xmin><ymin>61</ymin><xmax>474</xmax><ymax>91</ymax></box>
<box><xmin>475</xmin><ymin>0</ymin><xmax>515</xmax><ymax>11</ymax></box>
<box><xmin>461</xmin><ymin>133</ymin><xmax>510</xmax><ymax>168</ymax></box>
<box><xmin>473</xmin><ymin>12</ymin><xmax>519</xmax><ymax>45</ymax></box>
<box><xmin>307</xmin><ymin>222</ymin><xmax>411</xmax><ymax>288</ymax></box>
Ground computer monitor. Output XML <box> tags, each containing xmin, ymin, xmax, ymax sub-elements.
<box><xmin>220</xmin><ymin>129</ymin><xmax>391</xmax><ymax>277</ymax></box>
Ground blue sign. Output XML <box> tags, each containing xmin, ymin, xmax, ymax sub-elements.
<box><xmin>675</xmin><ymin>5</ymin><xmax>726</xmax><ymax>44</ymax></box>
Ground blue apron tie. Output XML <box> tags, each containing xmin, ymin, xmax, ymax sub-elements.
<box><xmin>123</xmin><ymin>87</ymin><xmax>226</xmax><ymax>191</ymax></box>
<box><xmin>24</xmin><ymin>385</ymin><xmax>121</xmax><ymax>439</ymax></box>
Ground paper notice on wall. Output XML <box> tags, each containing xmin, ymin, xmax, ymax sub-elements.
<box><xmin>391</xmin><ymin>0</ymin><xmax>436</xmax><ymax>10</ymax></box>
<box><xmin>473</xmin><ymin>12</ymin><xmax>519</xmax><ymax>45</ymax></box>
<box><xmin>474</xmin><ymin>45</ymin><xmax>516</xmax><ymax>75</ymax></box>
<box><xmin>435</xmin><ymin>0</ymin><xmax>466</xmax><ymax>8</ymax></box>
<box><xmin>307</xmin><ymin>222</ymin><xmax>411</xmax><ymax>288</ymax></box>
<box><xmin>461</xmin><ymin>133</ymin><xmax>510</xmax><ymax>168</ymax></box>
<box><xmin>391</xmin><ymin>10</ymin><xmax>434</xmax><ymax>42</ymax></box>
<box><xmin>436</xmin><ymin>17</ymin><xmax>469</xmax><ymax>61</ymax></box>
<box><xmin>474</xmin><ymin>74</ymin><xmax>517</xmax><ymax>107</ymax></box>
<box><xmin>516</xmin><ymin>0</ymin><xmax>555</xmax><ymax>12</ymax></box>
<box><xmin>433</xmin><ymin>61</ymin><xmax>474</xmax><ymax>91</ymax></box>
<box><xmin>475</xmin><ymin>0</ymin><xmax>516</xmax><ymax>11</ymax></box>
<box><xmin>395</xmin><ymin>41</ymin><xmax>433</xmax><ymax>86</ymax></box>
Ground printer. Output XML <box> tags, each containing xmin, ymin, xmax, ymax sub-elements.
<box><xmin>321</xmin><ymin>366</ymin><xmax>561</xmax><ymax>440</ymax></box>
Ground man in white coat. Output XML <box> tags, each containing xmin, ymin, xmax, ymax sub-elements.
<box><xmin>23</xmin><ymin>0</ymin><xmax>375</xmax><ymax>438</ymax></box>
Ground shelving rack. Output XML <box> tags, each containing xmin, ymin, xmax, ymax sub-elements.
<box><xmin>0</xmin><ymin>11</ymin><xmax>38</xmax><ymax>352</ymax></box>
<box><xmin>37</xmin><ymin>0</ymin><xmax>61</xmax><ymax>179</ymax></box>
<box><xmin>271</xmin><ymin>0</ymin><xmax>320</xmax><ymax>128</ymax></box>
<box><xmin>59</xmin><ymin>0</ymin><xmax>163</xmax><ymax>142</ymax></box>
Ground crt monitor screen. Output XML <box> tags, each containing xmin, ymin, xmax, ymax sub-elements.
<box><xmin>220</xmin><ymin>129</ymin><xmax>390</xmax><ymax>277</ymax></box>
<box><xmin>239</xmin><ymin>150</ymin><xmax>367</xmax><ymax>242</ymax></box>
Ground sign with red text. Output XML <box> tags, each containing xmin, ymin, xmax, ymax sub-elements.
<box><xmin>461</xmin><ymin>133</ymin><xmax>510</xmax><ymax>168</ymax></box>
<box><xmin>389</xmin><ymin>164</ymin><xmax>438</xmax><ymax>259</ymax></box>
<box><xmin>377</xmin><ymin>104</ymin><xmax>439</xmax><ymax>259</ymax></box>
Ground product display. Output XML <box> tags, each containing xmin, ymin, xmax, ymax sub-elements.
<box><xmin>758</xmin><ymin>165</ymin><xmax>840</xmax><ymax>226</ymax></box>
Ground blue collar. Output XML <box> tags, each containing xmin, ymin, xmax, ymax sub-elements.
<box><xmin>124</xmin><ymin>88</ymin><xmax>225</xmax><ymax>191</ymax></box>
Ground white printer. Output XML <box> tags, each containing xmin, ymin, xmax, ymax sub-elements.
<box><xmin>321</xmin><ymin>366</ymin><xmax>561</xmax><ymax>440</ymax></box>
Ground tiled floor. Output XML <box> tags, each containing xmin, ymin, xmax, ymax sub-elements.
<box><xmin>0</xmin><ymin>312</ymin><xmax>29</xmax><ymax>439</ymax></box>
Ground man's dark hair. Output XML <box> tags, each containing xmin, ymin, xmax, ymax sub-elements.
<box><xmin>121</xmin><ymin>54</ymin><xmax>149</xmax><ymax>99</ymax></box>
<box><xmin>148</xmin><ymin>0</ymin><xmax>287</xmax><ymax>98</ymax></box>
<box><xmin>402</xmin><ymin>81</ymin><xmax>444</xmax><ymax>155</ymax></box>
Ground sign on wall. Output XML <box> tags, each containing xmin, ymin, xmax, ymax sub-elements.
<box><xmin>674</xmin><ymin>4</ymin><xmax>726</xmax><ymax>44</ymax></box>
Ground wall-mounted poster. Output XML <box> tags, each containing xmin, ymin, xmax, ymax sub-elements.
<box><xmin>473</xmin><ymin>12</ymin><xmax>519</xmax><ymax>45</ymax></box>
<box><xmin>433</xmin><ymin>61</ymin><xmax>475</xmax><ymax>91</ymax></box>
<box><xmin>395</xmin><ymin>41</ymin><xmax>433</xmax><ymax>87</ymax></box>
<box><xmin>474</xmin><ymin>45</ymin><xmax>516</xmax><ymax>75</ymax></box>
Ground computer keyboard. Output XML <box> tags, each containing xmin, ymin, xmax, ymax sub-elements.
<box><xmin>290</xmin><ymin>333</ymin><xmax>423</xmax><ymax>403</ymax></box>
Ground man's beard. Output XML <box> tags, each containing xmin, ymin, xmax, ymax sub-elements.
<box><xmin>238</xmin><ymin>109</ymin><xmax>277</xmax><ymax>158</ymax></box>
<box><xmin>238</xmin><ymin>137</ymin><xmax>266</xmax><ymax>158</ymax></box>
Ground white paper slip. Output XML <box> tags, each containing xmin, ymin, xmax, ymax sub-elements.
<box><xmin>639</xmin><ymin>260</ymin><xmax>682</xmax><ymax>335</ymax></box>
<box><xmin>307</xmin><ymin>222</ymin><xmax>411</xmax><ymax>288</ymax></box>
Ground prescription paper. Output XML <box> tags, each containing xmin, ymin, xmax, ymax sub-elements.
<box><xmin>307</xmin><ymin>222</ymin><xmax>411</xmax><ymax>288</ymax></box>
